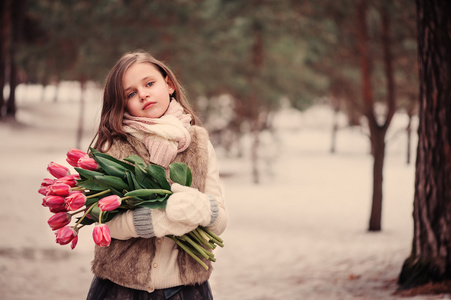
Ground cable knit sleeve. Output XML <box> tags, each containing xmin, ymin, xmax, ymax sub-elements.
<box><xmin>105</xmin><ymin>210</ymin><xmax>139</xmax><ymax>240</ymax></box>
<box><xmin>203</xmin><ymin>141</ymin><xmax>228</xmax><ymax>235</ymax></box>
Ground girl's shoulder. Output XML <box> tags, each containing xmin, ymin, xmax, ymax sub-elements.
<box><xmin>188</xmin><ymin>125</ymin><xmax>211</xmax><ymax>149</ymax></box>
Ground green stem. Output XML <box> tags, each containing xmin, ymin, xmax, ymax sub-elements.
<box><xmin>98</xmin><ymin>210</ymin><xmax>103</xmax><ymax>224</ymax></box>
<box><xmin>180</xmin><ymin>235</ymin><xmax>212</xmax><ymax>259</ymax></box>
<box><xmin>200</xmin><ymin>227</ymin><xmax>224</xmax><ymax>247</ymax></box>
<box><xmin>171</xmin><ymin>236</ymin><xmax>208</xmax><ymax>270</ymax></box>
<box><xmin>192</xmin><ymin>230</ymin><xmax>214</xmax><ymax>249</ymax></box>
<box><xmin>70</xmin><ymin>207</ymin><xmax>87</xmax><ymax>216</ymax></box>
<box><xmin>189</xmin><ymin>231</ymin><xmax>213</xmax><ymax>249</ymax></box>
<box><xmin>87</xmin><ymin>189</ymin><xmax>111</xmax><ymax>199</ymax></box>
<box><xmin>74</xmin><ymin>204</ymin><xmax>96</xmax><ymax>230</ymax></box>
<box><xmin>200</xmin><ymin>227</ymin><xmax>224</xmax><ymax>243</ymax></box>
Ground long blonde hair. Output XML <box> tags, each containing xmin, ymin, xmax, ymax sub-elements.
<box><xmin>91</xmin><ymin>51</ymin><xmax>199</xmax><ymax>151</ymax></box>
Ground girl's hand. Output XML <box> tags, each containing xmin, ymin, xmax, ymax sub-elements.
<box><xmin>166</xmin><ymin>183</ymin><xmax>212</xmax><ymax>226</ymax></box>
<box><xmin>150</xmin><ymin>209</ymin><xmax>198</xmax><ymax>237</ymax></box>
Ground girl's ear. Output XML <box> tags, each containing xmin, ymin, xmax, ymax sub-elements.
<box><xmin>165</xmin><ymin>76</ymin><xmax>175</xmax><ymax>95</ymax></box>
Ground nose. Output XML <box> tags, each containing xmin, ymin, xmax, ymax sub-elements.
<box><xmin>138</xmin><ymin>88</ymin><xmax>149</xmax><ymax>101</ymax></box>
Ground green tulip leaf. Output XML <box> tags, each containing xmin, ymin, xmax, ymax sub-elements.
<box><xmin>90</xmin><ymin>147</ymin><xmax>135</xmax><ymax>172</ymax></box>
<box><xmin>137</xmin><ymin>201</ymin><xmax>167</xmax><ymax>209</ymax></box>
<box><xmin>76</xmin><ymin>216</ymin><xmax>95</xmax><ymax>226</ymax></box>
<box><xmin>124</xmin><ymin>189</ymin><xmax>172</xmax><ymax>198</ymax></box>
<box><xmin>93</xmin><ymin>175</ymin><xmax>129</xmax><ymax>191</ymax></box>
<box><xmin>88</xmin><ymin>203</ymin><xmax>101</xmax><ymax>222</ymax></box>
<box><xmin>135</xmin><ymin>164</ymin><xmax>160</xmax><ymax>189</ymax></box>
<box><xmin>76</xmin><ymin>180</ymin><xmax>105</xmax><ymax>191</ymax></box>
<box><xmin>124</xmin><ymin>155</ymin><xmax>146</xmax><ymax>168</ymax></box>
<box><xmin>85</xmin><ymin>197</ymin><xmax>99</xmax><ymax>207</ymax></box>
<box><xmin>146</xmin><ymin>164</ymin><xmax>171</xmax><ymax>190</ymax></box>
<box><xmin>74</xmin><ymin>168</ymin><xmax>105</xmax><ymax>180</ymax></box>
<box><xmin>169</xmin><ymin>162</ymin><xmax>192</xmax><ymax>187</ymax></box>
<box><xmin>125</xmin><ymin>169</ymin><xmax>143</xmax><ymax>190</ymax></box>
<box><xmin>93</xmin><ymin>156</ymin><xmax>128</xmax><ymax>178</ymax></box>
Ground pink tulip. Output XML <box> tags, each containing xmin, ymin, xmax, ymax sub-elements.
<box><xmin>93</xmin><ymin>224</ymin><xmax>111</xmax><ymax>247</ymax></box>
<box><xmin>42</xmin><ymin>195</ymin><xmax>66</xmax><ymax>213</ymax></box>
<box><xmin>66</xmin><ymin>148</ymin><xmax>88</xmax><ymax>167</ymax></box>
<box><xmin>71</xmin><ymin>236</ymin><xmax>79</xmax><ymax>250</ymax></box>
<box><xmin>56</xmin><ymin>175</ymin><xmax>77</xmax><ymax>187</ymax></box>
<box><xmin>47</xmin><ymin>162</ymin><xmax>70</xmax><ymax>179</ymax></box>
<box><xmin>55</xmin><ymin>226</ymin><xmax>77</xmax><ymax>245</ymax></box>
<box><xmin>98</xmin><ymin>195</ymin><xmax>121</xmax><ymax>211</ymax></box>
<box><xmin>78</xmin><ymin>157</ymin><xmax>99</xmax><ymax>171</ymax></box>
<box><xmin>41</xmin><ymin>178</ymin><xmax>55</xmax><ymax>187</ymax></box>
<box><xmin>47</xmin><ymin>183</ymin><xmax>71</xmax><ymax>196</ymax></box>
<box><xmin>38</xmin><ymin>186</ymin><xmax>49</xmax><ymax>196</ymax></box>
<box><xmin>64</xmin><ymin>193</ymin><xmax>86</xmax><ymax>211</ymax></box>
<box><xmin>48</xmin><ymin>212</ymin><xmax>71</xmax><ymax>230</ymax></box>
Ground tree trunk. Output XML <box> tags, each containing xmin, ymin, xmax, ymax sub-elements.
<box><xmin>356</xmin><ymin>0</ymin><xmax>396</xmax><ymax>231</ymax></box>
<box><xmin>251</xmin><ymin>127</ymin><xmax>260</xmax><ymax>184</ymax></box>
<box><xmin>368</xmin><ymin>130</ymin><xmax>386</xmax><ymax>231</ymax></box>
<box><xmin>398</xmin><ymin>0</ymin><xmax>451</xmax><ymax>289</ymax></box>
<box><xmin>249</xmin><ymin>21</ymin><xmax>264</xmax><ymax>184</ymax></box>
<box><xmin>76</xmin><ymin>80</ymin><xmax>86</xmax><ymax>149</ymax></box>
<box><xmin>330</xmin><ymin>96</ymin><xmax>340</xmax><ymax>154</ymax></box>
<box><xmin>0</xmin><ymin>0</ymin><xmax>12</xmax><ymax>118</ymax></box>
<box><xmin>53</xmin><ymin>81</ymin><xmax>60</xmax><ymax>103</ymax></box>
<box><xmin>6</xmin><ymin>55</ymin><xmax>17</xmax><ymax>117</ymax></box>
<box><xmin>406</xmin><ymin>109</ymin><xmax>413</xmax><ymax>165</ymax></box>
<box><xmin>6</xmin><ymin>0</ymin><xmax>26</xmax><ymax>119</ymax></box>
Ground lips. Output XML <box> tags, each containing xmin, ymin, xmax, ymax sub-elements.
<box><xmin>143</xmin><ymin>102</ymin><xmax>156</xmax><ymax>110</ymax></box>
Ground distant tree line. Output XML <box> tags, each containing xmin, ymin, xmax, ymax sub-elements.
<box><xmin>1</xmin><ymin>0</ymin><xmax>420</xmax><ymax>234</ymax></box>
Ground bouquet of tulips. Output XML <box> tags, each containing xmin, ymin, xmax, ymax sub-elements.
<box><xmin>38</xmin><ymin>148</ymin><xmax>223</xmax><ymax>270</ymax></box>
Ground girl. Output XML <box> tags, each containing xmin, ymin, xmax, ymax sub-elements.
<box><xmin>86</xmin><ymin>51</ymin><xmax>227</xmax><ymax>300</ymax></box>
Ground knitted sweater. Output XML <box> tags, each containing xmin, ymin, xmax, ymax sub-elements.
<box><xmin>91</xmin><ymin>126</ymin><xmax>227</xmax><ymax>293</ymax></box>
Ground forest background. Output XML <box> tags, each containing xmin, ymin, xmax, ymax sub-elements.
<box><xmin>2</xmin><ymin>0</ymin><xmax>450</xmax><ymax>298</ymax></box>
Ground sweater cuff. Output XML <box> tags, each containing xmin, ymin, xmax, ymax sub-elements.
<box><xmin>207</xmin><ymin>195</ymin><xmax>219</xmax><ymax>226</ymax></box>
<box><xmin>133</xmin><ymin>208</ymin><xmax>155</xmax><ymax>238</ymax></box>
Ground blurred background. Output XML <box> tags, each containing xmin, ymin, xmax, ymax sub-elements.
<box><xmin>1</xmin><ymin>1</ymin><xmax>434</xmax><ymax>299</ymax></box>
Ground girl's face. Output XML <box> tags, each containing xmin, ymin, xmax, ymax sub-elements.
<box><xmin>123</xmin><ymin>62</ymin><xmax>175</xmax><ymax>118</ymax></box>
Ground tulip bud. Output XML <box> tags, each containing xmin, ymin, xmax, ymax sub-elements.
<box><xmin>42</xmin><ymin>195</ymin><xmax>66</xmax><ymax>213</ymax></box>
<box><xmin>55</xmin><ymin>226</ymin><xmax>77</xmax><ymax>245</ymax></box>
<box><xmin>56</xmin><ymin>176</ymin><xmax>77</xmax><ymax>187</ymax></box>
<box><xmin>41</xmin><ymin>178</ymin><xmax>55</xmax><ymax>187</ymax></box>
<box><xmin>66</xmin><ymin>148</ymin><xmax>88</xmax><ymax>167</ymax></box>
<box><xmin>47</xmin><ymin>162</ymin><xmax>70</xmax><ymax>179</ymax></box>
<box><xmin>48</xmin><ymin>212</ymin><xmax>71</xmax><ymax>230</ymax></box>
<box><xmin>98</xmin><ymin>195</ymin><xmax>121</xmax><ymax>211</ymax></box>
<box><xmin>47</xmin><ymin>183</ymin><xmax>71</xmax><ymax>196</ymax></box>
<box><xmin>78</xmin><ymin>157</ymin><xmax>99</xmax><ymax>171</ymax></box>
<box><xmin>93</xmin><ymin>224</ymin><xmax>111</xmax><ymax>247</ymax></box>
<box><xmin>65</xmin><ymin>193</ymin><xmax>86</xmax><ymax>211</ymax></box>
<box><xmin>71</xmin><ymin>236</ymin><xmax>79</xmax><ymax>250</ymax></box>
<box><xmin>38</xmin><ymin>186</ymin><xmax>49</xmax><ymax>196</ymax></box>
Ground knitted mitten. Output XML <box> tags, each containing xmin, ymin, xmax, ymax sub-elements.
<box><xmin>133</xmin><ymin>207</ymin><xmax>197</xmax><ymax>238</ymax></box>
<box><xmin>166</xmin><ymin>183</ymin><xmax>212</xmax><ymax>227</ymax></box>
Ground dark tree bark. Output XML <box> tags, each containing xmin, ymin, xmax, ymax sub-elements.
<box><xmin>249</xmin><ymin>21</ymin><xmax>265</xmax><ymax>184</ymax></box>
<box><xmin>398</xmin><ymin>0</ymin><xmax>451</xmax><ymax>290</ymax></box>
<box><xmin>356</xmin><ymin>0</ymin><xmax>396</xmax><ymax>231</ymax></box>
<box><xmin>0</xmin><ymin>0</ymin><xmax>12</xmax><ymax>118</ymax></box>
<box><xmin>406</xmin><ymin>107</ymin><xmax>415</xmax><ymax>165</ymax></box>
<box><xmin>5</xmin><ymin>0</ymin><xmax>26</xmax><ymax>118</ymax></box>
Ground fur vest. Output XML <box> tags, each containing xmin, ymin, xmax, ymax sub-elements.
<box><xmin>91</xmin><ymin>125</ymin><xmax>213</xmax><ymax>291</ymax></box>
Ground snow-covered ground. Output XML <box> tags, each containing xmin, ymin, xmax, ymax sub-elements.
<box><xmin>0</xmin><ymin>83</ymin><xmax>449</xmax><ymax>299</ymax></box>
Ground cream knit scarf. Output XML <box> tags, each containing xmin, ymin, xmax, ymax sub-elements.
<box><xmin>122</xmin><ymin>99</ymin><xmax>192</xmax><ymax>167</ymax></box>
